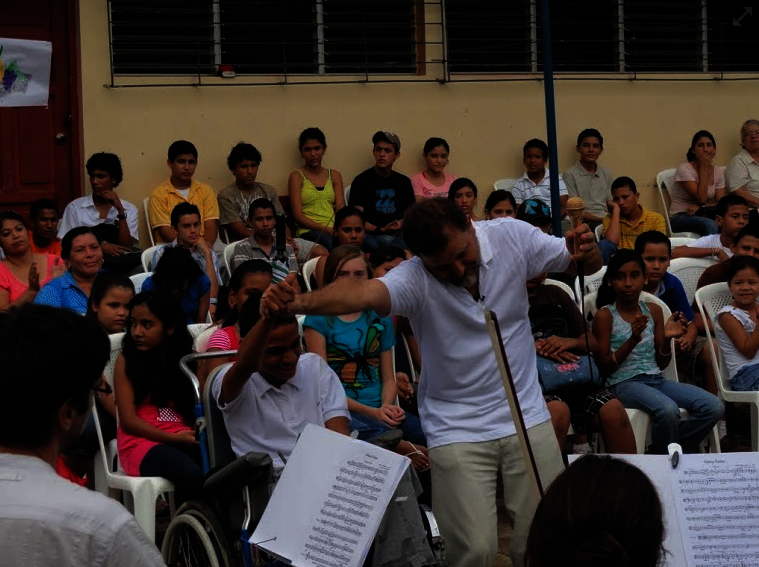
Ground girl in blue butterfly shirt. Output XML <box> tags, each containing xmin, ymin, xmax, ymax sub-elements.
<box><xmin>304</xmin><ymin>245</ymin><xmax>429</xmax><ymax>472</ymax></box>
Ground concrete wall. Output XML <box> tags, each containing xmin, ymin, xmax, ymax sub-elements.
<box><xmin>79</xmin><ymin>0</ymin><xmax>759</xmax><ymax>245</ymax></box>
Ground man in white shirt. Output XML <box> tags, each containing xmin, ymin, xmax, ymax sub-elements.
<box><xmin>0</xmin><ymin>304</ymin><xmax>164</xmax><ymax>567</ymax></box>
<box><xmin>261</xmin><ymin>197</ymin><xmax>601</xmax><ymax>567</ymax></box>
<box><xmin>726</xmin><ymin>118</ymin><xmax>759</xmax><ymax>208</ymax></box>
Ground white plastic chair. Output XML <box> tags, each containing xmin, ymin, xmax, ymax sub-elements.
<box><xmin>92</xmin><ymin>404</ymin><xmax>175</xmax><ymax>542</ymax></box>
<box><xmin>545</xmin><ymin>278</ymin><xmax>576</xmax><ymax>303</ymax></box>
<box><xmin>669</xmin><ymin>236</ymin><xmax>697</xmax><ymax>248</ymax></box>
<box><xmin>696</xmin><ymin>283</ymin><xmax>759</xmax><ymax>451</ymax></box>
<box><xmin>302</xmin><ymin>257</ymin><xmax>320</xmax><ymax>292</ymax></box>
<box><xmin>668</xmin><ymin>257</ymin><xmax>716</xmax><ymax>305</ymax></box>
<box><xmin>188</xmin><ymin>323</ymin><xmax>211</xmax><ymax>342</ymax></box>
<box><xmin>93</xmin><ymin>333</ymin><xmax>125</xmax><ymax>497</ymax></box>
<box><xmin>129</xmin><ymin>272</ymin><xmax>152</xmax><ymax>294</ymax></box>
<box><xmin>140</xmin><ymin>245</ymin><xmax>162</xmax><ymax>273</ymax></box>
<box><xmin>344</xmin><ymin>183</ymin><xmax>351</xmax><ymax>204</ymax></box>
<box><xmin>656</xmin><ymin>169</ymin><xmax>700</xmax><ymax>239</ymax></box>
<box><xmin>594</xmin><ymin>223</ymin><xmax>604</xmax><ymax>241</ymax></box>
<box><xmin>493</xmin><ymin>178</ymin><xmax>518</xmax><ymax>192</ymax></box>
<box><xmin>143</xmin><ymin>197</ymin><xmax>156</xmax><ymax>247</ymax></box>
<box><xmin>574</xmin><ymin>266</ymin><xmax>606</xmax><ymax>305</ymax></box>
<box><xmin>222</xmin><ymin>242</ymin><xmax>237</xmax><ymax>276</ymax></box>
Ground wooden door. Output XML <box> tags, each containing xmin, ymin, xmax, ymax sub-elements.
<box><xmin>0</xmin><ymin>0</ymin><xmax>79</xmax><ymax>219</ymax></box>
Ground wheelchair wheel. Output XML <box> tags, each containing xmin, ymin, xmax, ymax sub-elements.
<box><xmin>162</xmin><ymin>500</ymin><xmax>236</xmax><ymax>567</ymax></box>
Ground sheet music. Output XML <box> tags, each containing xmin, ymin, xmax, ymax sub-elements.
<box><xmin>671</xmin><ymin>454</ymin><xmax>759</xmax><ymax>567</ymax></box>
<box><xmin>250</xmin><ymin>424</ymin><xmax>408</xmax><ymax>567</ymax></box>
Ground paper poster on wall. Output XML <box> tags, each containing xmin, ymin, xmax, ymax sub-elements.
<box><xmin>0</xmin><ymin>38</ymin><xmax>52</xmax><ymax>107</ymax></box>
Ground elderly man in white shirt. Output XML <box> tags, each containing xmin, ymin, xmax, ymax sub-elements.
<box><xmin>261</xmin><ymin>197</ymin><xmax>602</xmax><ymax>567</ymax></box>
<box><xmin>0</xmin><ymin>304</ymin><xmax>164</xmax><ymax>567</ymax></box>
<box><xmin>726</xmin><ymin>118</ymin><xmax>759</xmax><ymax>209</ymax></box>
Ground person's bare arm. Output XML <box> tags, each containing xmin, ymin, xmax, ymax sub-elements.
<box><xmin>679</xmin><ymin>163</ymin><xmax>711</xmax><ymax>206</ymax></box>
<box><xmin>603</xmin><ymin>202</ymin><xmax>621</xmax><ymax>246</ymax></box>
<box><xmin>203</xmin><ymin>219</ymin><xmax>218</xmax><ymax>247</ymax></box>
<box><xmin>288</xmin><ymin>171</ymin><xmax>333</xmax><ymax>235</ymax></box>
<box><xmin>592</xmin><ymin>307</ymin><xmax>645</xmax><ymax>377</ymax></box>
<box><xmin>671</xmin><ymin>245</ymin><xmax>726</xmax><ymax>261</ymax></box>
<box><xmin>156</xmin><ymin>225</ymin><xmax>177</xmax><ymax>243</ymax></box>
<box><xmin>732</xmin><ymin>187</ymin><xmax>759</xmax><ymax>209</ymax></box>
<box><xmin>196</xmin><ymin>290</ymin><xmax>210</xmax><ymax>323</ymax></box>
<box><xmin>224</xmin><ymin>221</ymin><xmax>253</xmax><ymax>241</ymax></box>
<box><xmin>718</xmin><ymin>310</ymin><xmax>759</xmax><ymax>358</ymax></box>
<box><xmin>325</xmin><ymin>416</ymin><xmax>351</xmax><ymax>436</ymax></box>
<box><xmin>196</xmin><ymin>239</ymin><xmax>219</xmax><ymax>306</ymax></box>
<box><xmin>559</xmin><ymin>194</ymin><xmax>568</xmax><ymax>218</ymax></box>
<box><xmin>332</xmin><ymin>170</ymin><xmax>346</xmax><ymax>211</ymax></box>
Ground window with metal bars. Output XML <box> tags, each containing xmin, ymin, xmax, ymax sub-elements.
<box><xmin>445</xmin><ymin>0</ymin><xmax>759</xmax><ymax>75</ymax></box>
<box><xmin>109</xmin><ymin>0</ymin><xmax>419</xmax><ymax>76</ymax></box>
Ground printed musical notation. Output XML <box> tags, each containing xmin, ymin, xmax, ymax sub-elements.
<box><xmin>672</xmin><ymin>455</ymin><xmax>759</xmax><ymax>567</ymax></box>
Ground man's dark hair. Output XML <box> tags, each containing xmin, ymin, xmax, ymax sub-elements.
<box><xmin>61</xmin><ymin>226</ymin><xmax>99</xmax><ymax>260</ymax></box>
<box><xmin>715</xmin><ymin>194</ymin><xmax>748</xmax><ymax>218</ymax></box>
<box><xmin>248</xmin><ymin>197</ymin><xmax>276</xmax><ymax>220</ymax></box>
<box><xmin>170</xmin><ymin>202</ymin><xmax>201</xmax><ymax>228</ymax></box>
<box><xmin>611</xmin><ymin>176</ymin><xmax>638</xmax><ymax>195</ymax></box>
<box><xmin>403</xmin><ymin>198</ymin><xmax>469</xmax><ymax>257</ymax></box>
<box><xmin>576</xmin><ymin>128</ymin><xmax>604</xmax><ymax>147</ymax></box>
<box><xmin>523</xmin><ymin>138</ymin><xmax>549</xmax><ymax>160</ymax></box>
<box><xmin>227</xmin><ymin>142</ymin><xmax>262</xmax><ymax>170</ymax></box>
<box><xmin>0</xmin><ymin>304</ymin><xmax>110</xmax><ymax>448</ymax></box>
<box><xmin>30</xmin><ymin>198</ymin><xmax>59</xmax><ymax>221</ymax></box>
<box><xmin>86</xmin><ymin>152</ymin><xmax>124</xmax><ymax>188</ymax></box>
<box><xmin>634</xmin><ymin>230</ymin><xmax>671</xmax><ymax>256</ymax></box>
<box><xmin>168</xmin><ymin>140</ymin><xmax>198</xmax><ymax>162</ymax></box>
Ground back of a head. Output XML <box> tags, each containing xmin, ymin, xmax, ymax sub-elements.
<box><xmin>403</xmin><ymin>197</ymin><xmax>469</xmax><ymax>257</ymax></box>
<box><xmin>168</xmin><ymin>140</ymin><xmax>198</xmax><ymax>161</ymax></box>
<box><xmin>154</xmin><ymin>246</ymin><xmax>202</xmax><ymax>282</ymax></box>
<box><xmin>0</xmin><ymin>304</ymin><xmax>110</xmax><ymax>449</ymax></box>
<box><xmin>526</xmin><ymin>455</ymin><xmax>664</xmax><ymax>567</ymax></box>
<box><xmin>634</xmin><ymin>230</ymin><xmax>671</xmax><ymax>256</ymax></box>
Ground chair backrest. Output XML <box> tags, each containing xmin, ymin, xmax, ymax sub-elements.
<box><xmin>194</xmin><ymin>324</ymin><xmax>219</xmax><ymax>352</ymax></box>
<box><xmin>344</xmin><ymin>183</ymin><xmax>351</xmax><ymax>204</ymax></box>
<box><xmin>695</xmin><ymin>283</ymin><xmax>734</xmax><ymax>395</ymax></box>
<box><xmin>594</xmin><ymin>223</ymin><xmax>604</xmax><ymax>241</ymax></box>
<box><xmin>544</xmin><ymin>278</ymin><xmax>576</xmax><ymax>303</ymax></box>
<box><xmin>204</xmin><ymin>365</ymin><xmax>238</xmax><ymax>470</ymax></box>
<box><xmin>104</xmin><ymin>332</ymin><xmax>125</xmax><ymax>385</ymax></box>
<box><xmin>669</xmin><ymin>237</ymin><xmax>697</xmax><ymax>248</ymax></box>
<box><xmin>302</xmin><ymin>257</ymin><xmax>320</xmax><ymax>292</ymax></box>
<box><xmin>222</xmin><ymin>242</ymin><xmax>238</xmax><ymax>276</ymax></box>
<box><xmin>668</xmin><ymin>257</ymin><xmax>716</xmax><ymax>305</ymax></box>
<box><xmin>140</xmin><ymin>245</ymin><xmax>162</xmax><ymax>273</ymax></box>
<box><xmin>129</xmin><ymin>272</ymin><xmax>152</xmax><ymax>294</ymax></box>
<box><xmin>188</xmin><ymin>323</ymin><xmax>212</xmax><ymax>340</ymax></box>
<box><xmin>143</xmin><ymin>197</ymin><xmax>155</xmax><ymax>247</ymax></box>
<box><xmin>656</xmin><ymin>168</ymin><xmax>677</xmax><ymax>235</ymax></box>
<box><xmin>574</xmin><ymin>266</ymin><xmax>606</xmax><ymax>303</ymax></box>
<box><xmin>493</xmin><ymin>178</ymin><xmax>518</xmax><ymax>192</ymax></box>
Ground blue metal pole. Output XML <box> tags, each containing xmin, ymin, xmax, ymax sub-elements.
<box><xmin>540</xmin><ymin>0</ymin><xmax>562</xmax><ymax>236</ymax></box>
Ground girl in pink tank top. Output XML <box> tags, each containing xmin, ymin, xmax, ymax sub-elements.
<box><xmin>115</xmin><ymin>290</ymin><xmax>204</xmax><ymax>503</ymax></box>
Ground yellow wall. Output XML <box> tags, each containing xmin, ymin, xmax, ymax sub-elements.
<box><xmin>79</xmin><ymin>0</ymin><xmax>759</xmax><ymax>245</ymax></box>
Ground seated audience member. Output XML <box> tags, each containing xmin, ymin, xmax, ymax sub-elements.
<box><xmin>286</xmin><ymin>224</ymin><xmax>328</xmax><ymax>266</ymax></box>
<box><xmin>411</xmin><ymin>137</ymin><xmax>456</xmax><ymax>200</ymax></box>
<box><xmin>0</xmin><ymin>304</ymin><xmax>165</xmax><ymax>566</ymax></box>
<box><xmin>0</xmin><ymin>211</ymin><xmax>65</xmax><ymax>309</ymax></box>
<box><xmin>214</xmin><ymin>294</ymin><xmax>435</xmax><ymax>567</ymax></box>
<box><xmin>672</xmin><ymin>194</ymin><xmax>748</xmax><ymax>261</ymax></box>
<box><xmin>512</xmin><ymin>138</ymin><xmax>568</xmax><ymax>218</ymax></box>
<box><xmin>516</xmin><ymin>198</ymin><xmax>554</xmax><ymax>233</ymax></box>
<box><xmin>304</xmin><ymin>246</ymin><xmax>429</xmax><ymax>471</ymax></box>
<box><xmin>448</xmin><ymin>178</ymin><xmax>480</xmax><ymax>221</ymax></box>
<box><xmin>562</xmin><ymin>128</ymin><xmax>612</xmax><ymax>232</ymax></box>
<box><xmin>143</xmin><ymin>246</ymin><xmax>210</xmax><ymax>324</ymax></box>
<box><xmin>149</xmin><ymin>140</ymin><xmax>219</xmax><ymax>246</ymax></box>
<box><xmin>527</xmin><ymin>272</ymin><xmax>636</xmax><ymax>455</ymax></box>
<box><xmin>312</xmin><ymin>206</ymin><xmax>368</xmax><ymax>289</ymax></box>
<box><xmin>599</xmin><ymin>176</ymin><xmax>666</xmax><ymax>263</ymax></box>
<box><xmin>714</xmin><ymin>255</ymin><xmax>759</xmax><ymax>392</ymax></box>
<box><xmin>149</xmin><ymin>202</ymin><xmax>220</xmax><ymax>314</ymax></box>
<box><xmin>34</xmin><ymin>227</ymin><xmax>103</xmax><ymax>314</ymax></box>
<box><xmin>526</xmin><ymin>455</ymin><xmax>665</xmax><ymax>567</ymax></box>
<box><xmin>725</xmin><ymin>119</ymin><xmax>759</xmax><ymax>209</ymax></box>
<box><xmin>231</xmin><ymin>198</ymin><xmax>298</xmax><ymax>282</ymax></box>
<box><xmin>288</xmin><ymin>127</ymin><xmax>345</xmax><ymax>250</ymax></box>
<box><xmin>593</xmin><ymin>250</ymin><xmax>723</xmax><ymax>454</ymax></box>
<box><xmin>695</xmin><ymin>224</ymin><xmax>759</xmax><ymax>292</ymax></box>
<box><xmin>28</xmin><ymin>198</ymin><xmax>62</xmax><ymax>256</ymax></box>
<box><xmin>218</xmin><ymin>142</ymin><xmax>284</xmax><ymax>242</ymax></box>
<box><xmin>115</xmin><ymin>291</ymin><xmax>203</xmax><ymax>505</ymax></box>
<box><xmin>636</xmin><ymin>231</ymin><xmax>715</xmax><ymax>392</ymax></box>
<box><xmin>59</xmin><ymin>152</ymin><xmax>141</xmax><ymax>273</ymax></box>
<box><xmin>484</xmin><ymin>189</ymin><xmax>517</xmax><ymax>220</ymax></box>
<box><xmin>349</xmin><ymin>131</ymin><xmax>415</xmax><ymax>252</ymax></box>
<box><xmin>202</xmin><ymin>260</ymin><xmax>273</xmax><ymax>383</ymax></box>
<box><xmin>669</xmin><ymin>130</ymin><xmax>725</xmax><ymax>236</ymax></box>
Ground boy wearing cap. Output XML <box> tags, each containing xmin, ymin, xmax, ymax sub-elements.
<box><xmin>516</xmin><ymin>198</ymin><xmax>554</xmax><ymax>233</ymax></box>
<box><xmin>349</xmin><ymin>131</ymin><xmax>415</xmax><ymax>252</ymax></box>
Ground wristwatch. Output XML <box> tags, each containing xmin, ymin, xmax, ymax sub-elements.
<box><xmin>116</xmin><ymin>212</ymin><xmax>127</xmax><ymax>220</ymax></box>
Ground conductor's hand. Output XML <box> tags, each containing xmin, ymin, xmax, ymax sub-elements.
<box><xmin>261</xmin><ymin>272</ymin><xmax>299</xmax><ymax>318</ymax></box>
<box><xmin>565</xmin><ymin>222</ymin><xmax>596</xmax><ymax>262</ymax></box>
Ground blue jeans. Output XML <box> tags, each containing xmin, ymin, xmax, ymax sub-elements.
<box><xmin>598</xmin><ymin>239</ymin><xmax>618</xmax><ymax>265</ymax></box>
<box><xmin>297</xmin><ymin>229</ymin><xmax>333</xmax><ymax>251</ymax></box>
<box><xmin>670</xmin><ymin>213</ymin><xmax>719</xmax><ymax>236</ymax></box>
<box><xmin>731</xmin><ymin>362</ymin><xmax>759</xmax><ymax>391</ymax></box>
<box><xmin>349</xmin><ymin>410</ymin><xmax>427</xmax><ymax>447</ymax></box>
<box><xmin>363</xmin><ymin>234</ymin><xmax>407</xmax><ymax>252</ymax></box>
<box><xmin>611</xmin><ymin>373</ymin><xmax>723</xmax><ymax>454</ymax></box>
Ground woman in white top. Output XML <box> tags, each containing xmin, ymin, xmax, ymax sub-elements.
<box><xmin>669</xmin><ymin>130</ymin><xmax>725</xmax><ymax>236</ymax></box>
<box><xmin>410</xmin><ymin>137</ymin><xmax>456</xmax><ymax>201</ymax></box>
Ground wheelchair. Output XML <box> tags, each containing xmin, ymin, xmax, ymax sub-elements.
<box><xmin>162</xmin><ymin>351</ymin><xmax>445</xmax><ymax>567</ymax></box>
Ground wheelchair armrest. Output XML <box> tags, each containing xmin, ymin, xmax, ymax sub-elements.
<box><xmin>203</xmin><ymin>451</ymin><xmax>273</xmax><ymax>496</ymax></box>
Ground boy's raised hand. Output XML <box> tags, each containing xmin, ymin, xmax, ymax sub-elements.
<box><xmin>261</xmin><ymin>272</ymin><xmax>299</xmax><ymax>318</ymax></box>
<box><xmin>664</xmin><ymin>311</ymin><xmax>688</xmax><ymax>339</ymax></box>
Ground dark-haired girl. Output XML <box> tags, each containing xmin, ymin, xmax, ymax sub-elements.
<box><xmin>411</xmin><ymin>137</ymin><xmax>456</xmax><ymax>200</ymax></box>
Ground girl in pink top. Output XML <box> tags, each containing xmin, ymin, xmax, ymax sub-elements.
<box><xmin>115</xmin><ymin>290</ymin><xmax>203</xmax><ymax>503</ymax></box>
<box><xmin>411</xmin><ymin>137</ymin><xmax>456</xmax><ymax>200</ymax></box>
<box><xmin>0</xmin><ymin>211</ymin><xmax>64</xmax><ymax>309</ymax></box>
<box><xmin>669</xmin><ymin>130</ymin><xmax>726</xmax><ymax>236</ymax></box>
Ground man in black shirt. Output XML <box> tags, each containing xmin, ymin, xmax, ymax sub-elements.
<box><xmin>349</xmin><ymin>131</ymin><xmax>415</xmax><ymax>251</ymax></box>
